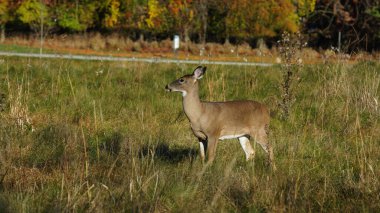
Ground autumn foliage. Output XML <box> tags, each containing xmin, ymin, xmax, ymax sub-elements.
<box><xmin>0</xmin><ymin>0</ymin><xmax>379</xmax><ymax>50</ymax></box>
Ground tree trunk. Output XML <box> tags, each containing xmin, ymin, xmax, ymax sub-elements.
<box><xmin>183</xmin><ymin>26</ymin><xmax>190</xmax><ymax>52</ymax></box>
<box><xmin>184</xmin><ymin>26</ymin><xmax>190</xmax><ymax>43</ymax></box>
<box><xmin>139</xmin><ymin>33</ymin><xmax>144</xmax><ymax>42</ymax></box>
<box><xmin>39</xmin><ymin>0</ymin><xmax>44</xmax><ymax>54</ymax></box>
<box><xmin>224</xmin><ymin>35</ymin><xmax>230</xmax><ymax>45</ymax></box>
<box><xmin>199</xmin><ymin>0</ymin><xmax>208</xmax><ymax>44</ymax></box>
<box><xmin>224</xmin><ymin>18</ymin><xmax>230</xmax><ymax>45</ymax></box>
<box><xmin>0</xmin><ymin>25</ymin><xmax>5</xmax><ymax>43</ymax></box>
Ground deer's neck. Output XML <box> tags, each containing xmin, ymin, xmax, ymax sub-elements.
<box><xmin>182</xmin><ymin>86</ymin><xmax>203</xmax><ymax>123</ymax></box>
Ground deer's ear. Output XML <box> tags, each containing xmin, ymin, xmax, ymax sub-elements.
<box><xmin>193</xmin><ymin>66</ymin><xmax>207</xmax><ymax>79</ymax></box>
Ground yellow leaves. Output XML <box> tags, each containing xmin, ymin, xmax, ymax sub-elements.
<box><xmin>146</xmin><ymin>0</ymin><xmax>161</xmax><ymax>28</ymax></box>
<box><xmin>235</xmin><ymin>0</ymin><xmax>299</xmax><ymax>38</ymax></box>
<box><xmin>189</xmin><ymin>9</ymin><xmax>194</xmax><ymax>20</ymax></box>
<box><xmin>297</xmin><ymin>0</ymin><xmax>316</xmax><ymax>17</ymax></box>
<box><xmin>0</xmin><ymin>0</ymin><xmax>9</xmax><ymax>24</ymax></box>
<box><xmin>0</xmin><ymin>0</ymin><xmax>8</xmax><ymax>14</ymax></box>
<box><xmin>103</xmin><ymin>0</ymin><xmax>120</xmax><ymax>28</ymax></box>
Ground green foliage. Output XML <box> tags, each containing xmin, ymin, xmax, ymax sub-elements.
<box><xmin>366</xmin><ymin>6</ymin><xmax>380</xmax><ymax>18</ymax></box>
<box><xmin>55</xmin><ymin>2</ymin><xmax>97</xmax><ymax>32</ymax></box>
<box><xmin>296</xmin><ymin>0</ymin><xmax>316</xmax><ymax>17</ymax></box>
<box><xmin>366</xmin><ymin>6</ymin><xmax>380</xmax><ymax>39</ymax></box>
<box><xmin>16</xmin><ymin>0</ymin><xmax>52</xmax><ymax>31</ymax></box>
<box><xmin>55</xmin><ymin>4</ymin><xmax>85</xmax><ymax>31</ymax></box>
<box><xmin>0</xmin><ymin>0</ymin><xmax>9</xmax><ymax>25</ymax></box>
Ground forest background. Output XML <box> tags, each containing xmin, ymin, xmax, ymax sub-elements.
<box><xmin>0</xmin><ymin>0</ymin><xmax>380</xmax><ymax>55</ymax></box>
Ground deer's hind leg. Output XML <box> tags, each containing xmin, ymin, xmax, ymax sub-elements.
<box><xmin>238</xmin><ymin>136</ymin><xmax>255</xmax><ymax>161</ymax></box>
<box><xmin>252</xmin><ymin>125</ymin><xmax>276</xmax><ymax>170</ymax></box>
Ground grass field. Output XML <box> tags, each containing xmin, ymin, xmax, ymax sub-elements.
<box><xmin>0</xmin><ymin>57</ymin><xmax>379</xmax><ymax>212</ymax></box>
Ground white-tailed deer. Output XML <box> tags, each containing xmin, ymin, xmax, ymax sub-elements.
<box><xmin>165</xmin><ymin>66</ymin><xmax>275</xmax><ymax>169</ymax></box>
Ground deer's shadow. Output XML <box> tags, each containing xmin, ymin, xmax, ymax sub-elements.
<box><xmin>139</xmin><ymin>143</ymin><xmax>198</xmax><ymax>164</ymax></box>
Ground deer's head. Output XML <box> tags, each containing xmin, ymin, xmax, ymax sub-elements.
<box><xmin>165</xmin><ymin>66</ymin><xmax>207</xmax><ymax>97</ymax></box>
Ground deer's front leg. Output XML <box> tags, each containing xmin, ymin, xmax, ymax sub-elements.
<box><xmin>199</xmin><ymin>139</ymin><xmax>208</xmax><ymax>163</ymax></box>
<box><xmin>206</xmin><ymin>137</ymin><xmax>218</xmax><ymax>163</ymax></box>
<box><xmin>192</xmin><ymin>129</ymin><xmax>208</xmax><ymax>163</ymax></box>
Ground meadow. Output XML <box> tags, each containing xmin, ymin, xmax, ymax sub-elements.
<box><xmin>0</xmin><ymin>57</ymin><xmax>379</xmax><ymax>212</ymax></box>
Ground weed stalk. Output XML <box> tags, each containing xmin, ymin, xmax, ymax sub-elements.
<box><xmin>278</xmin><ymin>32</ymin><xmax>306</xmax><ymax>119</ymax></box>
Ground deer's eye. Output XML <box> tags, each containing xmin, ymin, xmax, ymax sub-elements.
<box><xmin>179</xmin><ymin>78</ymin><xmax>185</xmax><ymax>83</ymax></box>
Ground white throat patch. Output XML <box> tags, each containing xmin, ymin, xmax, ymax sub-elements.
<box><xmin>171</xmin><ymin>88</ymin><xmax>187</xmax><ymax>97</ymax></box>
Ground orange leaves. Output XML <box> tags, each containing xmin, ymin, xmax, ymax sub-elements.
<box><xmin>225</xmin><ymin>0</ymin><xmax>299</xmax><ymax>39</ymax></box>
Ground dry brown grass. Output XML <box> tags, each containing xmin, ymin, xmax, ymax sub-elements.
<box><xmin>3</xmin><ymin>33</ymin><xmax>379</xmax><ymax>66</ymax></box>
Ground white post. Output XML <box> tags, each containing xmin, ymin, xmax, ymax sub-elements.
<box><xmin>173</xmin><ymin>35</ymin><xmax>180</xmax><ymax>58</ymax></box>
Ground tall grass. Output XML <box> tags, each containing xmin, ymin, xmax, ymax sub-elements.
<box><xmin>0</xmin><ymin>57</ymin><xmax>379</xmax><ymax>212</ymax></box>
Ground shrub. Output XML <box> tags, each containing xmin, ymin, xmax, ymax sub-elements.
<box><xmin>89</xmin><ymin>33</ymin><xmax>106</xmax><ymax>51</ymax></box>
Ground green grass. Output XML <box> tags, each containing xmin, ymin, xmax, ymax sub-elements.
<box><xmin>0</xmin><ymin>57</ymin><xmax>379</xmax><ymax>212</ymax></box>
<box><xmin>0</xmin><ymin>44</ymin><xmax>45</xmax><ymax>54</ymax></box>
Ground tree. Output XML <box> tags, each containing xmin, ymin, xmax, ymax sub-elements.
<box><xmin>295</xmin><ymin>0</ymin><xmax>316</xmax><ymax>18</ymax></box>
<box><xmin>99</xmin><ymin>0</ymin><xmax>121</xmax><ymax>28</ymax></box>
<box><xmin>305</xmin><ymin>0</ymin><xmax>380</xmax><ymax>51</ymax></box>
<box><xmin>55</xmin><ymin>1</ymin><xmax>97</xmax><ymax>32</ymax></box>
<box><xmin>225</xmin><ymin>0</ymin><xmax>249</xmax><ymax>41</ymax></box>
<box><xmin>146</xmin><ymin>0</ymin><xmax>170</xmax><ymax>35</ymax></box>
<box><xmin>248</xmin><ymin>0</ymin><xmax>299</xmax><ymax>38</ymax></box>
<box><xmin>16</xmin><ymin>0</ymin><xmax>55</xmax><ymax>54</ymax></box>
<box><xmin>16</xmin><ymin>0</ymin><xmax>53</xmax><ymax>33</ymax></box>
<box><xmin>120</xmin><ymin>0</ymin><xmax>149</xmax><ymax>40</ymax></box>
<box><xmin>168</xmin><ymin>0</ymin><xmax>196</xmax><ymax>43</ymax></box>
<box><xmin>219</xmin><ymin>0</ymin><xmax>298</xmax><ymax>44</ymax></box>
<box><xmin>365</xmin><ymin>5</ymin><xmax>380</xmax><ymax>42</ymax></box>
<box><xmin>195</xmin><ymin>0</ymin><xmax>208</xmax><ymax>44</ymax></box>
<box><xmin>206</xmin><ymin>0</ymin><xmax>228</xmax><ymax>43</ymax></box>
<box><xmin>0</xmin><ymin>0</ymin><xmax>10</xmax><ymax>42</ymax></box>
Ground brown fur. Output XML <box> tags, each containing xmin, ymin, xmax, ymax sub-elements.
<box><xmin>165</xmin><ymin>66</ymin><xmax>275</xmax><ymax>169</ymax></box>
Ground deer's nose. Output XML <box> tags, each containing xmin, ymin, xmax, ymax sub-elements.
<box><xmin>165</xmin><ymin>85</ymin><xmax>171</xmax><ymax>92</ymax></box>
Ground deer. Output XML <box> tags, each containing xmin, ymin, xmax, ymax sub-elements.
<box><xmin>165</xmin><ymin>66</ymin><xmax>275</xmax><ymax>169</ymax></box>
